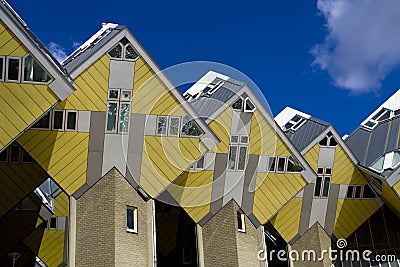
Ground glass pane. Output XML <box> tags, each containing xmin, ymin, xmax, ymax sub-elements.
<box><xmin>232</xmin><ymin>98</ymin><xmax>243</xmax><ymax>110</ymax></box>
<box><xmin>365</xmin><ymin>120</ymin><xmax>376</xmax><ymax>128</ymax></box>
<box><xmin>237</xmin><ymin>146</ymin><xmax>247</xmax><ymax>170</ymax></box>
<box><xmin>317</xmin><ymin>167</ymin><xmax>324</xmax><ymax>174</ymax></box>
<box><xmin>23</xmin><ymin>55</ymin><xmax>51</xmax><ymax>83</ymax></box>
<box><xmin>292</xmin><ymin>115</ymin><xmax>302</xmax><ymax>122</ymax></box>
<box><xmin>169</xmin><ymin>117</ymin><xmax>180</xmax><ymax>136</ymax></box>
<box><xmin>268</xmin><ymin>157</ymin><xmax>276</xmax><ymax>172</ymax></box>
<box><xmin>362</xmin><ymin>185</ymin><xmax>376</xmax><ymax>198</ymax></box>
<box><xmin>119</xmin><ymin>104</ymin><xmax>130</xmax><ymax>133</ymax></box>
<box><xmin>240</xmin><ymin>135</ymin><xmax>249</xmax><ymax>144</ymax></box>
<box><xmin>231</xmin><ymin>135</ymin><xmax>239</xmax><ymax>143</ymax></box>
<box><xmin>371</xmin><ymin>109</ymin><xmax>386</xmax><ymax>120</ymax></box>
<box><xmin>237</xmin><ymin>212</ymin><xmax>244</xmax><ymax>230</ymax></box>
<box><xmin>322</xmin><ymin>176</ymin><xmax>331</xmax><ymax>197</ymax></box>
<box><xmin>127</xmin><ymin>209</ymin><xmax>134</xmax><ymax>230</ymax></box>
<box><xmin>277</xmin><ymin>157</ymin><xmax>286</xmax><ymax>172</ymax></box>
<box><xmin>196</xmin><ymin>156</ymin><xmax>204</xmax><ymax>169</ymax></box>
<box><xmin>284</xmin><ymin>122</ymin><xmax>294</xmax><ymax>130</ymax></box>
<box><xmin>106</xmin><ymin>102</ymin><xmax>118</xmax><ymax>132</ymax></box>
<box><xmin>109</xmin><ymin>89</ymin><xmax>119</xmax><ymax>100</ymax></box>
<box><xmin>392</xmin><ymin>152</ymin><xmax>400</xmax><ymax>168</ymax></box>
<box><xmin>245</xmin><ymin>99</ymin><xmax>255</xmax><ymax>111</ymax></box>
<box><xmin>181</xmin><ymin>115</ymin><xmax>203</xmax><ymax>136</ymax></box>
<box><xmin>329</xmin><ymin>137</ymin><xmax>338</xmax><ymax>146</ymax></box>
<box><xmin>157</xmin><ymin>116</ymin><xmax>167</xmax><ymax>135</ymax></box>
<box><xmin>7</xmin><ymin>58</ymin><xmax>19</xmax><ymax>81</ymax></box>
<box><xmin>0</xmin><ymin>149</ymin><xmax>7</xmax><ymax>162</ymax></box>
<box><xmin>286</xmin><ymin>155</ymin><xmax>303</xmax><ymax>172</ymax></box>
<box><xmin>10</xmin><ymin>145</ymin><xmax>20</xmax><ymax>163</ymax></box>
<box><xmin>354</xmin><ymin>185</ymin><xmax>362</xmax><ymax>198</ymax></box>
<box><xmin>0</xmin><ymin>58</ymin><xmax>3</xmax><ymax>80</ymax></box>
<box><xmin>347</xmin><ymin>186</ymin><xmax>354</xmax><ymax>198</ymax></box>
<box><xmin>371</xmin><ymin>156</ymin><xmax>385</xmax><ymax>171</ymax></box>
<box><xmin>125</xmin><ymin>44</ymin><xmax>139</xmax><ymax>59</ymax></box>
<box><xmin>108</xmin><ymin>44</ymin><xmax>122</xmax><ymax>58</ymax></box>
<box><xmin>319</xmin><ymin>137</ymin><xmax>328</xmax><ymax>146</ymax></box>
<box><xmin>325</xmin><ymin>168</ymin><xmax>332</xmax><ymax>175</ymax></box>
<box><xmin>33</xmin><ymin>112</ymin><xmax>50</xmax><ymax>129</ymax></box>
<box><xmin>53</xmin><ymin>111</ymin><xmax>64</xmax><ymax>130</ymax></box>
<box><xmin>66</xmin><ymin>112</ymin><xmax>77</xmax><ymax>130</ymax></box>
<box><xmin>314</xmin><ymin>177</ymin><xmax>322</xmax><ymax>197</ymax></box>
<box><xmin>228</xmin><ymin>146</ymin><xmax>237</xmax><ymax>170</ymax></box>
<box><xmin>378</xmin><ymin>110</ymin><xmax>390</xmax><ymax>121</ymax></box>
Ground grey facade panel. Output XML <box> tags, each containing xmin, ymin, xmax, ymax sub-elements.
<box><xmin>365</xmin><ymin>122</ymin><xmax>389</xmax><ymax>166</ymax></box>
<box><xmin>241</xmin><ymin>155</ymin><xmax>259</xmax><ymax>215</ymax></box>
<box><xmin>210</xmin><ymin>153</ymin><xmax>228</xmax><ymax>215</ymax></box>
<box><xmin>299</xmin><ymin>184</ymin><xmax>314</xmax><ymax>235</ymax></box>
<box><xmin>324</xmin><ymin>184</ymin><xmax>340</xmax><ymax>235</ymax></box>
<box><xmin>345</xmin><ymin>128</ymin><xmax>371</xmax><ymax>165</ymax></box>
<box><xmin>387</xmin><ymin>118</ymin><xmax>400</xmax><ymax>152</ymax></box>
<box><xmin>126</xmin><ymin>114</ymin><xmax>146</xmax><ymax>185</ymax></box>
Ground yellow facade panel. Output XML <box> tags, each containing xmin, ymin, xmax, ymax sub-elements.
<box><xmin>270</xmin><ymin>198</ymin><xmax>302</xmax><ymax>243</ymax></box>
<box><xmin>382</xmin><ymin>183</ymin><xmax>400</xmax><ymax>213</ymax></box>
<box><xmin>37</xmin><ymin>230</ymin><xmax>65</xmax><ymax>267</ymax></box>
<box><xmin>303</xmin><ymin>144</ymin><xmax>320</xmax><ymax>170</ymax></box>
<box><xmin>0</xmin><ymin>26</ymin><xmax>28</xmax><ymax>56</ymax></box>
<box><xmin>333</xmin><ymin>199</ymin><xmax>379</xmax><ymax>239</ymax></box>
<box><xmin>53</xmin><ymin>192</ymin><xmax>69</xmax><ymax>217</ymax></box>
<box><xmin>332</xmin><ymin>145</ymin><xmax>366</xmax><ymax>185</ymax></box>
<box><xmin>208</xmin><ymin>107</ymin><xmax>232</xmax><ymax>154</ymax></box>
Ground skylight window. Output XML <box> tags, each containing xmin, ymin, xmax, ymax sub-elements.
<box><xmin>370</xmin><ymin>150</ymin><xmax>400</xmax><ymax>173</ymax></box>
<box><xmin>363</xmin><ymin>108</ymin><xmax>392</xmax><ymax>130</ymax></box>
<box><xmin>283</xmin><ymin>114</ymin><xmax>306</xmax><ymax>132</ymax></box>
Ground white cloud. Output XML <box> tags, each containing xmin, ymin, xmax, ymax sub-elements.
<box><xmin>312</xmin><ymin>0</ymin><xmax>400</xmax><ymax>93</ymax></box>
<box><xmin>47</xmin><ymin>42</ymin><xmax>68</xmax><ymax>63</ymax></box>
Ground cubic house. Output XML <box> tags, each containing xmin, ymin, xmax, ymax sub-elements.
<box><xmin>0</xmin><ymin>1</ymin><xmax>399</xmax><ymax>266</ymax></box>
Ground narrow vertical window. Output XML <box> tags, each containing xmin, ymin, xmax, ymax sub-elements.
<box><xmin>106</xmin><ymin>102</ymin><xmax>118</xmax><ymax>132</ymax></box>
<box><xmin>277</xmin><ymin>157</ymin><xmax>286</xmax><ymax>172</ymax></box>
<box><xmin>48</xmin><ymin>217</ymin><xmax>57</xmax><ymax>229</ymax></box>
<box><xmin>314</xmin><ymin>177</ymin><xmax>322</xmax><ymax>197</ymax></box>
<box><xmin>354</xmin><ymin>185</ymin><xmax>362</xmax><ymax>199</ymax></box>
<box><xmin>119</xmin><ymin>103</ymin><xmax>130</xmax><ymax>133</ymax></box>
<box><xmin>169</xmin><ymin>117</ymin><xmax>180</xmax><ymax>136</ymax></box>
<box><xmin>127</xmin><ymin>207</ymin><xmax>138</xmax><ymax>233</ymax></box>
<box><xmin>157</xmin><ymin>116</ymin><xmax>168</xmax><ymax>135</ymax></box>
<box><xmin>0</xmin><ymin>148</ymin><xmax>8</xmax><ymax>162</ymax></box>
<box><xmin>66</xmin><ymin>111</ymin><xmax>77</xmax><ymax>130</ymax></box>
<box><xmin>322</xmin><ymin>176</ymin><xmax>330</xmax><ymax>197</ymax></box>
<box><xmin>228</xmin><ymin>146</ymin><xmax>238</xmax><ymax>170</ymax></box>
<box><xmin>10</xmin><ymin>144</ymin><xmax>20</xmax><ymax>163</ymax></box>
<box><xmin>0</xmin><ymin>57</ymin><xmax>4</xmax><ymax>81</ymax></box>
<box><xmin>237</xmin><ymin>211</ymin><xmax>246</xmax><ymax>232</ymax></box>
<box><xmin>237</xmin><ymin>146</ymin><xmax>248</xmax><ymax>171</ymax></box>
<box><xmin>196</xmin><ymin>156</ymin><xmax>205</xmax><ymax>169</ymax></box>
<box><xmin>268</xmin><ymin>156</ymin><xmax>276</xmax><ymax>172</ymax></box>
<box><xmin>53</xmin><ymin>110</ymin><xmax>64</xmax><ymax>130</ymax></box>
<box><xmin>346</xmin><ymin>186</ymin><xmax>354</xmax><ymax>198</ymax></box>
<box><xmin>7</xmin><ymin>57</ymin><xmax>20</xmax><ymax>82</ymax></box>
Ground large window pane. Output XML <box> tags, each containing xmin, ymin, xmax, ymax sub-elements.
<box><xmin>228</xmin><ymin>146</ymin><xmax>237</xmax><ymax>170</ymax></box>
<box><xmin>286</xmin><ymin>155</ymin><xmax>304</xmax><ymax>172</ymax></box>
<box><xmin>119</xmin><ymin>104</ymin><xmax>130</xmax><ymax>133</ymax></box>
<box><xmin>106</xmin><ymin>102</ymin><xmax>118</xmax><ymax>132</ymax></box>
<box><xmin>7</xmin><ymin>58</ymin><xmax>19</xmax><ymax>81</ymax></box>
<box><xmin>181</xmin><ymin>115</ymin><xmax>203</xmax><ymax>137</ymax></box>
<box><xmin>23</xmin><ymin>55</ymin><xmax>51</xmax><ymax>83</ymax></box>
<box><xmin>237</xmin><ymin>146</ymin><xmax>247</xmax><ymax>170</ymax></box>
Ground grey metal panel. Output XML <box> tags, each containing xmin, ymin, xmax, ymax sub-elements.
<box><xmin>289</xmin><ymin>119</ymin><xmax>329</xmax><ymax>152</ymax></box>
<box><xmin>324</xmin><ymin>184</ymin><xmax>340</xmax><ymax>235</ymax></box>
<box><xmin>247</xmin><ymin>213</ymin><xmax>261</xmax><ymax>228</ymax></box>
<box><xmin>198</xmin><ymin>212</ymin><xmax>213</xmax><ymax>226</ymax></box>
<box><xmin>365</xmin><ymin>122</ymin><xmax>389</xmax><ymax>166</ymax></box>
<box><xmin>299</xmin><ymin>184</ymin><xmax>314</xmax><ymax>235</ymax></box>
<box><xmin>63</xmin><ymin>26</ymin><xmax>124</xmax><ymax>73</ymax></box>
<box><xmin>86</xmin><ymin>112</ymin><xmax>105</xmax><ymax>185</ymax></box>
<box><xmin>241</xmin><ymin>155</ymin><xmax>259</xmax><ymax>215</ymax></box>
<box><xmin>317</xmin><ymin>147</ymin><xmax>335</xmax><ymax>168</ymax></box>
<box><xmin>210</xmin><ymin>153</ymin><xmax>228</xmax><ymax>214</ymax></box>
<box><xmin>126</xmin><ymin>114</ymin><xmax>146</xmax><ymax>184</ymax></box>
<box><xmin>345</xmin><ymin>127</ymin><xmax>371</xmax><ymax>165</ymax></box>
<box><xmin>387</xmin><ymin>117</ymin><xmax>400</xmax><ymax>152</ymax></box>
<box><xmin>109</xmin><ymin>60</ymin><xmax>135</xmax><ymax>89</ymax></box>
<box><xmin>72</xmin><ymin>183</ymin><xmax>90</xmax><ymax>199</ymax></box>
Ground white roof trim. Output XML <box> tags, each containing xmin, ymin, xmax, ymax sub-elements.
<box><xmin>275</xmin><ymin>106</ymin><xmax>311</xmax><ymax>129</ymax></box>
<box><xmin>184</xmin><ymin>71</ymin><xmax>229</xmax><ymax>97</ymax></box>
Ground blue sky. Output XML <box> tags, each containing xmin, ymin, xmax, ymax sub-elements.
<box><xmin>8</xmin><ymin>0</ymin><xmax>400</xmax><ymax>135</ymax></box>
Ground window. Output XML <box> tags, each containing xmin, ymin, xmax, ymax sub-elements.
<box><xmin>237</xmin><ymin>211</ymin><xmax>246</xmax><ymax>232</ymax></box>
<box><xmin>370</xmin><ymin>151</ymin><xmax>400</xmax><ymax>173</ymax></box>
<box><xmin>32</xmin><ymin>112</ymin><xmax>51</xmax><ymax>129</ymax></box>
<box><xmin>346</xmin><ymin>184</ymin><xmax>376</xmax><ymax>199</ymax></box>
<box><xmin>232</xmin><ymin>97</ymin><xmax>243</xmax><ymax>111</ymax></box>
<box><xmin>283</xmin><ymin>114</ymin><xmax>306</xmax><ymax>132</ymax></box>
<box><xmin>52</xmin><ymin>110</ymin><xmax>64</xmax><ymax>130</ymax></box>
<box><xmin>181</xmin><ymin>115</ymin><xmax>203</xmax><ymax>137</ymax></box>
<box><xmin>182</xmin><ymin>247</ymin><xmax>193</xmax><ymax>265</ymax></box>
<box><xmin>363</xmin><ymin>108</ymin><xmax>391</xmax><ymax>130</ymax></box>
<box><xmin>66</xmin><ymin>111</ymin><xmax>78</xmax><ymax>130</ymax></box>
<box><xmin>157</xmin><ymin>116</ymin><xmax>168</xmax><ymax>135</ymax></box>
<box><xmin>48</xmin><ymin>217</ymin><xmax>57</xmax><ymax>229</ymax></box>
<box><xmin>106</xmin><ymin>89</ymin><xmax>131</xmax><ymax>134</ymax></box>
<box><xmin>319</xmin><ymin>132</ymin><xmax>338</xmax><ymax>147</ymax></box>
<box><xmin>0</xmin><ymin>144</ymin><xmax>35</xmax><ymax>163</ymax></box>
<box><xmin>9</xmin><ymin>144</ymin><xmax>20</xmax><ymax>163</ymax></box>
<box><xmin>6</xmin><ymin>57</ymin><xmax>20</xmax><ymax>82</ymax></box>
<box><xmin>286</xmin><ymin>155</ymin><xmax>304</xmax><ymax>173</ymax></box>
<box><xmin>108</xmin><ymin>42</ymin><xmax>139</xmax><ymax>60</ymax></box>
<box><xmin>167</xmin><ymin>117</ymin><xmax>180</xmax><ymax>136</ymax></box>
<box><xmin>228</xmin><ymin>135</ymin><xmax>249</xmax><ymax>171</ymax></box>
<box><xmin>244</xmin><ymin>98</ymin><xmax>256</xmax><ymax>112</ymax></box>
<box><xmin>23</xmin><ymin>54</ymin><xmax>51</xmax><ymax>83</ymax></box>
<box><xmin>33</xmin><ymin>110</ymin><xmax>77</xmax><ymax>131</ymax></box>
<box><xmin>0</xmin><ymin>56</ymin><xmax>4</xmax><ymax>81</ymax></box>
<box><xmin>196</xmin><ymin>156</ymin><xmax>205</xmax><ymax>169</ymax></box>
<box><xmin>371</xmin><ymin>177</ymin><xmax>383</xmax><ymax>191</ymax></box>
<box><xmin>276</xmin><ymin>157</ymin><xmax>286</xmax><ymax>172</ymax></box>
<box><xmin>314</xmin><ymin>168</ymin><xmax>331</xmax><ymax>197</ymax></box>
<box><xmin>127</xmin><ymin>207</ymin><xmax>138</xmax><ymax>233</ymax></box>
<box><xmin>268</xmin><ymin>156</ymin><xmax>276</xmax><ymax>172</ymax></box>
<box><xmin>0</xmin><ymin>148</ymin><xmax>7</xmax><ymax>162</ymax></box>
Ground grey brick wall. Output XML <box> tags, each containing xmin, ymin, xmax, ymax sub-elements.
<box><xmin>75</xmin><ymin>168</ymin><xmax>149</xmax><ymax>267</ymax></box>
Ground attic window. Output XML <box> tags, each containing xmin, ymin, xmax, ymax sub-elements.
<box><xmin>108</xmin><ymin>42</ymin><xmax>140</xmax><ymax>61</ymax></box>
<box><xmin>283</xmin><ymin>114</ymin><xmax>306</xmax><ymax>132</ymax></box>
<box><xmin>370</xmin><ymin>151</ymin><xmax>400</xmax><ymax>173</ymax></box>
<box><xmin>244</xmin><ymin>98</ymin><xmax>256</xmax><ymax>112</ymax></box>
<box><xmin>286</xmin><ymin>155</ymin><xmax>304</xmax><ymax>173</ymax></box>
<box><xmin>232</xmin><ymin>98</ymin><xmax>243</xmax><ymax>111</ymax></box>
<box><xmin>108</xmin><ymin>44</ymin><xmax>122</xmax><ymax>58</ymax></box>
<box><xmin>319</xmin><ymin>132</ymin><xmax>338</xmax><ymax>147</ymax></box>
<box><xmin>363</xmin><ymin>108</ymin><xmax>391</xmax><ymax>130</ymax></box>
<box><xmin>181</xmin><ymin>115</ymin><xmax>203</xmax><ymax>137</ymax></box>
<box><xmin>23</xmin><ymin>54</ymin><xmax>51</xmax><ymax>83</ymax></box>
<box><xmin>125</xmin><ymin>44</ymin><xmax>139</xmax><ymax>60</ymax></box>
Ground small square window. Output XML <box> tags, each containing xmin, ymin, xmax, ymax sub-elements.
<box><xmin>48</xmin><ymin>217</ymin><xmax>57</xmax><ymax>230</ymax></box>
<box><xmin>157</xmin><ymin>116</ymin><xmax>168</xmax><ymax>135</ymax></box>
<box><xmin>317</xmin><ymin>167</ymin><xmax>324</xmax><ymax>174</ymax></box>
<box><xmin>240</xmin><ymin>135</ymin><xmax>249</xmax><ymax>144</ymax></box>
<box><xmin>120</xmin><ymin>90</ymin><xmax>132</xmax><ymax>101</ymax></box>
<box><xmin>127</xmin><ymin>207</ymin><xmax>138</xmax><ymax>233</ymax></box>
<box><xmin>66</xmin><ymin>111</ymin><xmax>78</xmax><ymax>130</ymax></box>
<box><xmin>108</xmin><ymin>89</ymin><xmax>119</xmax><ymax>100</ymax></box>
<box><xmin>276</xmin><ymin>157</ymin><xmax>286</xmax><ymax>172</ymax></box>
<box><xmin>231</xmin><ymin>135</ymin><xmax>239</xmax><ymax>144</ymax></box>
<box><xmin>9</xmin><ymin>144</ymin><xmax>20</xmax><ymax>163</ymax></box>
<box><xmin>53</xmin><ymin>110</ymin><xmax>64</xmax><ymax>130</ymax></box>
<box><xmin>237</xmin><ymin>211</ymin><xmax>246</xmax><ymax>232</ymax></box>
<box><xmin>325</xmin><ymin>168</ymin><xmax>332</xmax><ymax>175</ymax></box>
<box><xmin>6</xmin><ymin>57</ymin><xmax>20</xmax><ymax>82</ymax></box>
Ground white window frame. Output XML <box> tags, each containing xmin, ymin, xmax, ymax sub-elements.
<box><xmin>0</xmin><ymin>56</ymin><xmax>4</xmax><ymax>82</ymax></box>
<box><xmin>276</xmin><ymin>157</ymin><xmax>287</xmax><ymax>173</ymax></box>
<box><xmin>21</xmin><ymin>149</ymin><xmax>35</xmax><ymax>164</ymax></box>
<box><xmin>237</xmin><ymin>145</ymin><xmax>248</xmax><ymax>171</ymax></box>
<box><xmin>156</xmin><ymin>116</ymin><xmax>168</xmax><ymax>136</ymax></box>
<box><xmin>268</xmin><ymin>156</ymin><xmax>277</xmax><ymax>172</ymax></box>
<box><xmin>106</xmin><ymin>89</ymin><xmax>132</xmax><ymax>134</ymax></box>
<box><xmin>239</xmin><ymin>135</ymin><xmax>249</xmax><ymax>144</ymax></box>
<box><xmin>231</xmin><ymin>97</ymin><xmax>243</xmax><ymax>111</ymax></box>
<box><xmin>52</xmin><ymin>109</ymin><xmax>65</xmax><ymax>131</ymax></box>
<box><xmin>21</xmin><ymin>54</ymin><xmax>53</xmax><ymax>85</ymax></box>
<box><xmin>107</xmin><ymin>42</ymin><xmax>140</xmax><ymax>61</ymax></box>
<box><xmin>363</xmin><ymin>108</ymin><xmax>392</xmax><ymax>130</ymax></box>
<box><xmin>48</xmin><ymin>217</ymin><xmax>57</xmax><ymax>230</ymax></box>
<box><xmin>244</xmin><ymin>97</ymin><xmax>256</xmax><ymax>113</ymax></box>
<box><xmin>65</xmin><ymin>110</ymin><xmax>78</xmax><ymax>131</ymax></box>
<box><xmin>168</xmin><ymin>116</ymin><xmax>181</xmax><ymax>137</ymax></box>
<box><xmin>237</xmin><ymin>211</ymin><xmax>246</xmax><ymax>233</ymax></box>
<box><xmin>106</xmin><ymin>101</ymin><xmax>119</xmax><ymax>133</ymax></box>
<box><xmin>5</xmin><ymin>56</ymin><xmax>21</xmax><ymax>82</ymax></box>
<box><xmin>127</xmin><ymin>206</ymin><xmax>138</xmax><ymax>234</ymax></box>
<box><xmin>314</xmin><ymin>168</ymin><xmax>331</xmax><ymax>198</ymax></box>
